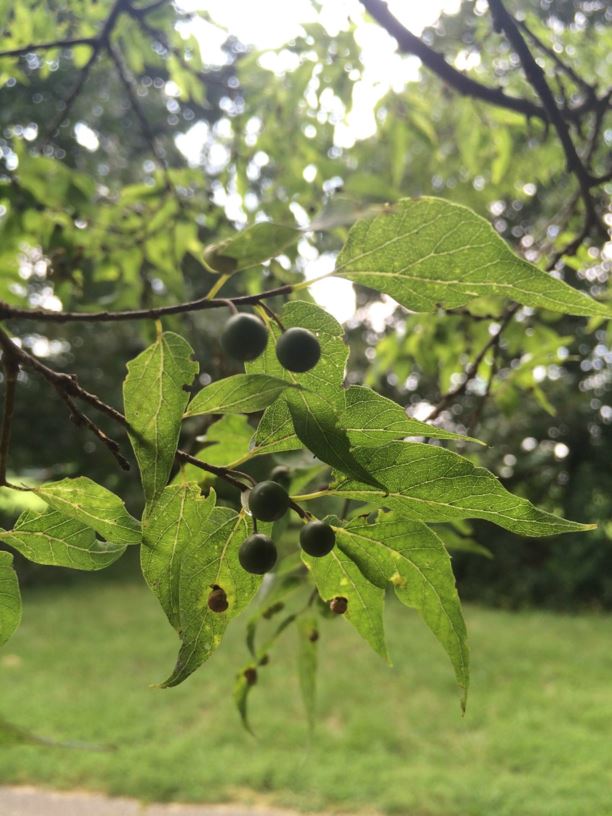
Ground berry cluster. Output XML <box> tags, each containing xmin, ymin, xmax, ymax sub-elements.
<box><xmin>209</xmin><ymin>313</ymin><xmax>334</xmax><ymax>611</ymax></box>
<box><xmin>238</xmin><ymin>474</ymin><xmax>336</xmax><ymax>575</ymax></box>
<box><xmin>221</xmin><ymin>312</ymin><xmax>321</xmax><ymax>372</ymax></box>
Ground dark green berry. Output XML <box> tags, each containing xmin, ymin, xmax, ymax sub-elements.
<box><xmin>239</xmin><ymin>533</ymin><xmax>277</xmax><ymax>574</ymax></box>
<box><xmin>220</xmin><ymin>313</ymin><xmax>268</xmax><ymax>362</ymax></box>
<box><xmin>299</xmin><ymin>520</ymin><xmax>336</xmax><ymax>557</ymax></box>
<box><xmin>275</xmin><ymin>327</ymin><xmax>321</xmax><ymax>373</ymax></box>
<box><xmin>248</xmin><ymin>480</ymin><xmax>290</xmax><ymax>522</ymax></box>
<box><xmin>244</xmin><ymin>667</ymin><xmax>258</xmax><ymax>685</ymax></box>
<box><xmin>269</xmin><ymin>465</ymin><xmax>291</xmax><ymax>488</ymax></box>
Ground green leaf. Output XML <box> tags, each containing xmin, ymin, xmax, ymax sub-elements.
<box><xmin>199</xmin><ymin>414</ymin><xmax>254</xmax><ymax>467</ymax></box>
<box><xmin>0</xmin><ymin>551</ymin><xmax>21</xmax><ymax>647</ymax></box>
<box><xmin>204</xmin><ymin>222</ymin><xmax>299</xmax><ymax>274</ymax></box>
<box><xmin>329</xmin><ymin>442</ymin><xmax>595</xmax><ymax>537</ymax></box>
<box><xmin>437</xmin><ymin>527</ymin><xmax>493</xmax><ymax>558</ymax></box>
<box><xmin>297</xmin><ymin>615</ymin><xmax>318</xmax><ymax>729</ymax></box>
<box><xmin>0</xmin><ymin>507</ymin><xmax>125</xmax><ymax>570</ymax></box>
<box><xmin>124</xmin><ymin>332</ymin><xmax>198</xmax><ymax>504</ymax></box>
<box><xmin>286</xmin><ymin>390</ymin><xmax>384</xmax><ymax>487</ymax></box>
<box><xmin>141</xmin><ymin>484</ymin><xmax>216</xmax><ymax>630</ymax></box>
<box><xmin>185</xmin><ymin>374</ymin><xmax>297</xmax><ymax>417</ymax></box>
<box><xmin>302</xmin><ymin>547</ymin><xmax>388</xmax><ymax>661</ymax></box>
<box><xmin>335</xmin><ymin>198</ymin><xmax>610</xmax><ymax>317</ymax></box>
<box><xmin>246</xmin><ymin>300</ymin><xmax>348</xmax><ymax>397</ymax></box>
<box><xmin>34</xmin><ymin>477</ymin><xmax>141</xmax><ymax>547</ymax></box>
<box><xmin>175</xmin><ymin>416</ymin><xmax>254</xmax><ymax>482</ymax></box>
<box><xmin>233</xmin><ymin>669</ymin><xmax>256</xmax><ymax>734</ymax></box>
<box><xmin>248</xmin><ymin>300</ymin><xmax>349</xmax><ymax>458</ymax></box>
<box><xmin>339</xmin><ymin>386</ymin><xmax>482</xmax><ymax>446</ymax></box>
<box><xmin>249</xmin><ymin>397</ymin><xmax>302</xmax><ymax>457</ymax></box>
<box><xmin>161</xmin><ymin>508</ymin><xmax>260</xmax><ymax>687</ymax></box>
<box><xmin>335</xmin><ymin>513</ymin><xmax>469</xmax><ymax>710</ymax></box>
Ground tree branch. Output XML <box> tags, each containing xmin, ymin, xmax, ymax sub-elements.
<box><xmin>0</xmin><ymin>284</ymin><xmax>294</xmax><ymax>324</ymax></box>
<box><xmin>359</xmin><ymin>0</ymin><xmax>601</xmax><ymax>124</ymax></box>
<box><xmin>39</xmin><ymin>0</ymin><xmax>128</xmax><ymax>148</ymax></box>
<box><xmin>487</xmin><ymin>0</ymin><xmax>602</xmax><ymax>239</ymax></box>
<box><xmin>106</xmin><ymin>40</ymin><xmax>174</xmax><ymax>189</ymax></box>
<box><xmin>426</xmin><ymin>304</ymin><xmax>518</xmax><ymax>421</ymax></box>
<box><xmin>516</xmin><ymin>19</ymin><xmax>594</xmax><ymax>96</ymax></box>
<box><xmin>0</xmin><ymin>38</ymin><xmax>97</xmax><ymax>59</ymax></box>
<box><xmin>0</xmin><ymin>325</ymin><xmax>254</xmax><ymax>489</ymax></box>
<box><xmin>0</xmin><ymin>326</ymin><xmax>129</xmax><ymax>468</ymax></box>
<box><xmin>0</xmin><ymin>353</ymin><xmax>19</xmax><ymax>484</ymax></box>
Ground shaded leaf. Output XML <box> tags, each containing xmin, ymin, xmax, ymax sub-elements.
<box><xmin>1</xmin><ymin>507</ymin><xmax>125</xmax><ymax>570</ymax></box>
<box><xmin>233</xmin><ymin>669</ymin><xmax>256</xmax><ymax>735</ymax></box>
<box><xmin>297</xmin><ymin>615</ymin><xmax>318</xmax><ymax>729</ymax></box>
<box><xmin>287</xmin><ymin>390</ymin><xmax>384</xmax><ymax>487</ymax></box>
<box><xmin>335</xmin><ymin>198</ymin><xmax>610</xmax><ymax>317</ymax></box>
<box><xmin>141</xmin><ymin>484</ymin><xmax>216</xmax><ymax>630</ymax></box>
<box><xmin>124</xmin><ymin>332</ymin><xmax>198</xmax><ymax>504</ymax></box>
<box><xmin>185</xmin><ymin>374</ymin><xmax>296</xmax><ymax>417</ymax></box>
<box><xmin>0</xmin><ymin>551</ymin><xmax>21</xmax><ymax>647</ymax></box>
<box><xmin>35</xmin><ymin>477</ymin><xmax>141</xmax><ymax>547</ymax></box>
<box><xmin>249</xmin><ymin>397</ymin><xmax>302</xmax><ymax>457</ymax></box>
<box><xmin>437</xmin><ymin>527</ymin><xmax>493</xmax><ymax>558</ymax></box>
<box><xmin>199</xmin><ymin>414</ymin><xmax>254</xmax><ymax>467</ymax></box>
<box><xmin>248</xmin><ymin>300</ymin><xmax>349</xmax><ymax>458</ymax></box>
<box><xmin>204</xmin><ymin>222</ymin><xmax>299</xmax><ymax>274</ymax></box>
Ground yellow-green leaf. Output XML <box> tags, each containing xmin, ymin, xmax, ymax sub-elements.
<box><xmin>124</xmin><ymin>332</ymin><xmax>198</xmax><ymax>504</ymax></box>
<box><xmin>335</xmin><ymin>198</ymin><xmax>610</xmax><ymax>317</ymax></box>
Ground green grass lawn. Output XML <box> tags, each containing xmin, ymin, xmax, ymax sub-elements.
<box><xmin>0</xmin><ymin>571</ymin><xmax>611</xmax><ymax>816</ymax></box>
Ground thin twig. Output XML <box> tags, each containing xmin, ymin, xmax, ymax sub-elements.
<box><xmin>54</xmin><ymin>389</ymin><xmax>130</xmax><ymax>470</ymax></box>
<box><xmin>0</xmin><ymin>329</ymin><xmax>126</xmax><ymax>426</ymax></box>
<box><xmin>39</xmin><ymin>0</ymin><xmax>127</xmax><ymax>148</ymax></box>
<box><xmin>427</xmin><ymin>305</ymin><xmax>519</xmax><ymax>421</ymax></box>
<box><xmin>0</xmin><ymin>354</ymin><xmax>19</xmax><ymax>484</ymax></box>
<box><xmin>465</xmin><ymin>341</ymin><xmax>500</xmax><ymax>433</ymax></box>
<box><xmin>258</xmin><ymin>302</ymin><xmax>286</xmax><ymax>332</ymax></box>
<box><xmin>516</xmin><ymin>19</ymin><xmax>594</xmax><ymax>95</ymax></box>
<box><xmin>0</xmin><ymin>326</ymin><xmax>129</xmax><ymax>467</ymax></box>
<box><xmin>174</xmin><ymin>451</ymin><xmax>250</xmax><ymax>492</ymax></box>
<box><xmin>106</xmin><ymin>40</ymin><xmax>174</xmax><ymax>190</ymax></box>
<box><xmin>0</xmin><ymin>326</ymin><xmax>255</xmax><ymax>489</ymax></box>
<box><xmin>0</xmin><ymin>284</ymin><xmax>294</xmax><ymax>324</ymax></box>
<box><xmin>487</xmin><ymin>0</ymin><xmax>602</xmax><ymax>238</ymax></box>
<box><xmin>0</xmin><ymin>38</ymin><xmax>97</xmax><ymax>59</ymax></box>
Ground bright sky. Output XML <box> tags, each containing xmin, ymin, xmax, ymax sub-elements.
<box><xmin>179</xmin><ymin>0</ymin><xmax>461</xmax><ymax>323</ymax></box>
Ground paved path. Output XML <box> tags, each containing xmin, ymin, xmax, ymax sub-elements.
<box><xmin>0</xmin><ymin>787</ymin><xmax>309</xmax><ymax>816</ymax></box>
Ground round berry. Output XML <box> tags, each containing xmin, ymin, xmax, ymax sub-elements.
<box><xmin>239</xmin><ymin>533</ymin><xmax>277</xmax><ymax>575</ymax></box>
<box><xmin>220</xmin><ymin>313</ymin><xmax>268</xmax><ymax>362</ymax></box>
<box><xmin>275</xmin><ymin>327</ymin><xmax>321</xmax><ymax>373</ymax></box>
<box><xmin>248</xmin><ymin>480</ymin><xmax>290</xmax><ymax>522</ymax></box>
<box><xmin>269</xmin><ymin>465</ymin><xmax>291</xmax><ymax>488</ymax></box>
<box><xmin>299</xmin><ymin>521</ymin><xmax>336</xmax><ymax>557</ymax></box>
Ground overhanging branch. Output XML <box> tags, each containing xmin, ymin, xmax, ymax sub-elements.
<box><xmin>360</xmin><ymin>0</ymin><xmax>605</xmax><ymax>124</ymax></box>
